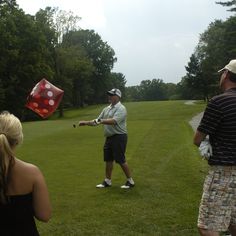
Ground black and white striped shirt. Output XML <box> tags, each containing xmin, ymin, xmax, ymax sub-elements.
<box><xmin>198</xmin><ymin>88</ymin><xmax>236</xmax><ymax>165</ymax></box>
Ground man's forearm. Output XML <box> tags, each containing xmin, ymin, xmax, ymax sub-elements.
<box><xmin>193</xmin><ymin>130</ymin><xmax>207</xmax><ymax>147</ymax></box>
<box><xmin>100</xmin><ymin>118</ymin><xmax>116</xmax><ymax>125</ymax></box>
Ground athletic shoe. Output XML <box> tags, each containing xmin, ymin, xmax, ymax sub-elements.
<box><xmin>120</xmin><ymin>181</ymin><xmax>135</xmax><ymax>189</ymax></box>
<box><xmin>96</xmin><ymin>180</ymin><xmax>111</xmax><ymax>188</ymax></box>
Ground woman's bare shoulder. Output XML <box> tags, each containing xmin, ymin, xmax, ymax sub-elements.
<box><xmin>14</xmin><ymin>158</ymin><xmax>41</xmax><ymax>175</ymax></box>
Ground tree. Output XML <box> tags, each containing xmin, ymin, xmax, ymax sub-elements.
<box><xmin>138</xmin><ymin>79</ymin><xmax>167</xmax><ymax>101</ymax></box>
<box><xmin>125</xmin><ymin>86</ymin><xmax>142</xmax><ymax>101</ymax></box>
<box><xmin>0</xmin><ymin>0</ymin><xmax>17</xmax><ymax>8</ymax></box>
<box><xmin>176</xmin><ymin>76</ymin><xmax>200</xmax><ymax>100</ymax></box>
<box><xmin>185</xmin><ymin>54</ymin><xmax>204</xmax><ymax>98</ymax></box>
<box><xmin>222</xmin><ymin>16</ymin><xmax>236</xmax><ymax>58</ymax></box>
<box><xmin>62</xmin><ymin>30</ymin><xmax>117</xmax><ymax>104</ymax></box>
<box><xmin>185</xmin><ymin>51</ymin><xmax>218</xmax><ymax>101</ymax></box>
<box><xmin>105</xmin><ymin>72</ymin><xmax>126</xmax><ymax>99</ymax></box>
<box><xmin>0</xmin><ymin>3</ymin><xmax>122</xmax><ymax>117</ymax></box>
<box><xmin>54</xmin><ymin>8</ymin><xmax>81</xmax><ymax>44</ymax></box>
<box><xmin>183</xmin><ymin>16</ymin><xmax>236</xmax><ymax>100</ymax></box>
<box><xmin>165</xmin><ymin>83</ymin><xmax>178</xmax><ymax>100</ymax></box>
<box><xmin>125</xmin><ymin>79</ymin><xmax>178</xmax><ymax>101</ymax></box>
<box><xmin>216</xmin><ymin>0</ymin><xmax>236</xmax><ymax>11</ymax></box>
<box><xmin>35</xmin><ymin>7</ymin><xmax>82</xmax><ymax>116</ymax></box>
<box><xmin>0</xmin><ymin>3</ymin><xmax>57</xmax><ymax>118</ymax></box>
<box><xmin>55</xmin><ymin>45</ymin><xmax>94</xmax><ymax>107</ymax></box>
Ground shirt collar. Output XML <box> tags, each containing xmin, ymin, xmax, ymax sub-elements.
<box><xmin>226</xmin><ymin>87</ymin><xmax>236</xmax><ymax>93</ymax></box>
<box><xmin>109</xmin><ymin>101</ymin><xmax>121</xmax><ymax>108</ymax></box>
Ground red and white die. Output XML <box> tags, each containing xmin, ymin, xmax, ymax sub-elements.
<box><xmin>26</xmin><ymin>79</ymin><xmax>64</xmax><ymax>118</ymax></box>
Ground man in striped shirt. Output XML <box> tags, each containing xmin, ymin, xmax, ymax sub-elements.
<box><xmin>194</xmin><ymin>59</ymin><xmax>236</xmax><ymax>236</ymax></box>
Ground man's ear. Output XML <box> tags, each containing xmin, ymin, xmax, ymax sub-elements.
<box><xmin>225</xmin><ymin>70</ymin><xmax>230</xmax><ymax>79</ymax></box>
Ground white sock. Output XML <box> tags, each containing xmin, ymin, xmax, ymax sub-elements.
<box><xmin>127</xmin><ymin>178</ymin><xmax>134</xmax><ymax>184</ymax></box>
<box><xmin>105</xmin><ymin>178</ymin><xmax>111</xmax><ymax>185</ymax></box>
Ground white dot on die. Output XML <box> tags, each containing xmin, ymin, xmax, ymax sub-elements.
<box><xmin>49</xmin><ymin>100</ymin><xmax>55</xmax><ymax>106</ymax></box>
<box><xmin>45</xmin><ymin>83</ymin><xmax>51</xmax><ymax>89</ymax></box>
<box><xmin>33</xmin><ymin>102</ymin><xmax>38</xmax><ymax>107</ymax></box>
<box><xmin>47</xmin><ymin>91</ymin><xmax>53</xmax><ymax>97</ymax></box>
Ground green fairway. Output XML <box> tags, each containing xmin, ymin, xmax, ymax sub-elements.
<box><xmin>17</xmin><ymin>100</ymin><xmax>207</xmax><ymax>236</ymax></box>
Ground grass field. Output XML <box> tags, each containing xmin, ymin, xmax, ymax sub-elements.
<box><xmin>16</xmin><ymin>100</ymin><xmax>207</xmax><ymax>236</ymax></box>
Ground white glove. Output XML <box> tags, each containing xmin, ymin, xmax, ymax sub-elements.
<box><xmin>93</xmin><ymin>119</ymin><xmax>101</xmax><ymax>125</ymax></box>
<box><xmin>199</xmin><ymin>139</ymin><xmax>212</xmax><ymax>160</ymax></box>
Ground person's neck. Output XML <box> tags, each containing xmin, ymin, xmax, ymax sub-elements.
<box><xmin>111</xmin><ymin>101</ymin><xmax>119</xmax><ymax>106</ymax></box>
<box><xmin>224</xmin><ymin>84</ymin><xmax>236</xmax><ymax>91</ymax></box>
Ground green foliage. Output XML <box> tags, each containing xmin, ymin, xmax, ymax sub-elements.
<box><xmin>223</xmin><ymin>16</ymin><xmax>236</xmax><ymax>57</ymax></box>
<box><xmin>106</xmin><ymin>72</ymin><xmax>126</xmax><ymax>98</ymax></box>
<box><xmin>184</xmin><ymin>53</ymin><xmax>213</xmax><ymax>101</ymax></box>
<box><xmin>126</xmin><ymin>79</ymin><xmax>179</xmax><ymax>101</ymax></box>
<box><xmin>0</xmin><ymin>4</ymin><xmax>122</xmax><ymax>119</ymax></box>
<box><xmin>182</xmin><ymin>15</ymin><xmax>236</xmax><ymax>100</ymax></box>
<box><xmin>0</xmin><ymin>1</ymin><xmax>235</xmax><ymax>117</ymax></box>
<box><xmin>0</xmin><ymin>0</ymin><xmax>17</xmax><ymax>8</ymax></box>
<box><xmin>0</xmin><ymin>3</ymin><xmax>56</xmax><ymax>118</ymax></box>
<box><xmin>62</xmin><ymin>30</ymin><xmax>117</xmax><ymax>104</ymax></box>
<box><xmin>63</xmin><ymin>30</ymin><xmax>116</xmax><ymax>76</ymax></box>
<box><xmin>216</xmin><ymin>0</ymin><xmax>236</xmax><ymax>12</ymax></box>
<box><xmin>176</xmin><ymin>76</ymin><xmax>196</xmax><ymax>100</ymax></box>
<box><xmin>16</xmin><ymin>101</ymin><xmax>206</xmax><ymax>235</ymax></box>
<box><xmin>56</xmin><ymin>45</ymin><xmax>95</xmax><ymax>107</ymax></box>
<box><xmin>125</xmin><ymin>86</ymin><xmax>142</xmax><ymax>101</ymax></box>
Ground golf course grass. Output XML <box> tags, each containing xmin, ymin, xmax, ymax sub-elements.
<box><xmin>16</xmin><ymin>100</ymin><xmax>207</xmax><ymax>235</ymax></box>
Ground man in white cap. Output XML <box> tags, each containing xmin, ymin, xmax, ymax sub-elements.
<box><xmin>193</xmin><ymin>59</ymin><xmax>236</xmax><ymax>235</ymax></box>
<box><xmin>79</xmin><ymin>88</ymin><xmax>135</xmax><ymax>189</ymax></box>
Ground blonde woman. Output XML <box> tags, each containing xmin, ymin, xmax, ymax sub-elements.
<box><xmin>0</xmin><ymin>111</ymin><xmax>51</xmax><ymax>236</ymax></box>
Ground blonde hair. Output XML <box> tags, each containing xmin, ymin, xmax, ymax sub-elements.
<box><xmin>0</xmin><ymin>111</ymin><xmax>23</xmax><ymax>204</ymax></box>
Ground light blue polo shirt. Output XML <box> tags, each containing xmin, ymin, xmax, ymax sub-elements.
<box><xmin>97</xmin><ymin>102</ymin><xmax>127</xmax><ymax>137</ymax></box>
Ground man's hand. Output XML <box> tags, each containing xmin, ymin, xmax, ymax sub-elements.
<box><xmin>199</xmin><ymin>139</ymin><xmax>212</xmax><ymax>160</ymax></box>
<box><xmin>78</xmin><ymin>119</ymin><xmax>101</xmax><ymax>126</ymax></box>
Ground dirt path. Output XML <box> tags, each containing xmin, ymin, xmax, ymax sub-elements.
<box><xmin>184</xmin><ymin>100</ymin><xmax>203</xmax><ymax>132</ymax></box>
<box><xmin>189</xmin><ymin>112</ymin><xmax>203</xmax><ymax>132</ymax></box>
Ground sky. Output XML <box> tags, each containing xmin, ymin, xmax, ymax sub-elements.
<box><xmin>17</xmin><ymin>0</ymin><xmax>232</xmax><ymax>86</ymax></box>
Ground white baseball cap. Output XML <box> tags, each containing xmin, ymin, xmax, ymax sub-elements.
<box><xmin>107</xmin><ymin>88</ymin><xmax>122</xmax><ymax>98</ymax></box>
<box><xmin>218</xmin><ymin>59</ymin><xmax>236</xmax><ymax>74</ymax></box>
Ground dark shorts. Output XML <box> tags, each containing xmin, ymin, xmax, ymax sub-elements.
<box><xmin>103</xmin><ymin>134</ymin><xmax>127</xmax><ymax>164</ymax></box>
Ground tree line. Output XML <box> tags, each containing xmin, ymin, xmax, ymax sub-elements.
<box><xmin>0</xmin><ymin>0</ymin><xmax>235</xmax><ymax>120</ymax></box>
<box><xmin>126</xmin><ymin>1</ymin><xmax>236</xmax><ymax>102</ymax></box>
